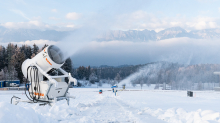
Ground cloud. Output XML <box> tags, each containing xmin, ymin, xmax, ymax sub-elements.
<box><xmin>1</xmin><ymin>20</ymin><xmax>80</xmax><ymax>31</ymax></box>
<box><xmin>1</xmin><ymin>21</ymin><xmax>51</xmax><ymax>30</ymax></box>
<box><xmin>51</xmin><ymin>9</ymin><xmax>57</xmax><ymax>12</ymax></box>
<box><xmin>49</xmin><ymin>17</ymin><xmax>60</xmax><ymax>20</ymax></box>
<box><xmin>0</xmin><ymin>40</ymin><xmax>57</xmax><ymax>48</ymax></box>
<box><xmin>2</xmin><ymin>1</ymin><xmax>220</xmax><ymax>35</ymax></box>
<box><xmin>70</xmin><ymin>37</ymin><xmax>220</xmax><ymax>67</ymax></box>
<box><xmin>114</xmin><ymin>10</ymin><xmax>220</xmax><ymax>31</ymax></box>
<box><xmin>3</xmin><ymin>37</ymin><xmax>220</xmax><ymax>67</ymax></box>
<box><xmin>66</xmin><ymin>24</ymin><xmax>75</xmax><ymax>28</ymax></box>
<box><xmin>186</xmin><ymin>17</ymin><xmax>219</xmax><ymax>30</ymax></box>
<box><xmin>4</xmin><ymin>7</ymin><xmax>220</xmax><ymax>32</ymax></box>
<box><xmin>66</xmin><ymin>12</ymin><xmax>81</xmax><ymax>20</ymax></box>
<box><xmin>11</xmin><ymin>9</ymin><xmax>30</xmax><ymax>21</ymax></box>
<box><xmin>32</xmin><ymin>16</ymin><xmax>41</xmax><ymax>21</ymax></box>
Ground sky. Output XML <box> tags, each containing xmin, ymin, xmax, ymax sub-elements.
<box><xmin>1</xmin><ymin>0</ymin><xmax>220</xmax><ymax>31</ymax></box>
<box><xmin>1</xmin><ymin>0</ymin><xmax>220</xmax><ymax>67</ymax></box>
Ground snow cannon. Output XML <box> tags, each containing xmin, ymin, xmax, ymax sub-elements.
<box><xmin>11</xmin><ymin>45</ymin><xmax>77</xmax><ymax>106</ymax></box>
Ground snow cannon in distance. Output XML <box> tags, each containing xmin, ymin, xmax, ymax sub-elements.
<box><xmin>11</xmin><ymin>45</ymin><xmax>77</xmax><ymax>106</ymax></box>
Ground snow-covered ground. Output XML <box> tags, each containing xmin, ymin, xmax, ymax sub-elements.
<box><xmin>0</xmin><ymin>88</ymin><xmax>220</xmax><ymax>123</ymax></box>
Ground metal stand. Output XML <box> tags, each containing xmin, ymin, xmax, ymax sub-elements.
<box><xmin>11</xmin><ymin>95</ymin><xmax>75</xmax><ymax>106</ymax></box>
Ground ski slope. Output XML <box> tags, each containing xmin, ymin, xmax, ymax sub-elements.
<box><xmin>0</xmin><ymin>88</ymin><xmax>220</xmax><ymax>123</ymax></box>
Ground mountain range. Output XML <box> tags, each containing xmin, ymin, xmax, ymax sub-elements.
<box><xmin>97</xmin><ymin>27</ymin><xmax>220</xmax><ymax>41</ymax></box>
<box><xmin>1</xmin><ymin>26</ymin><xmax>220</xmax><ymax>42</ymax></box>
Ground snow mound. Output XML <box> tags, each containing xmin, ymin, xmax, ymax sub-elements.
<box><xmin>0</xmin><ymin>102</ymin><xmax>56</xmax><ymax>123</ymax></box>
<box><xmin>141</xmin><ymin>108</ymin><xmax>220</xmax><ymax>123</ymax></box>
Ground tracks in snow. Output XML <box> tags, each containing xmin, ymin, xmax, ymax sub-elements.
<box><xmin>75</xmin><ymin>93</ymin><xmax>166</xmax><ymax>123</ymax></box>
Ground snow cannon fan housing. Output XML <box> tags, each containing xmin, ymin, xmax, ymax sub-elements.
<box><xmin>22</xmin><ymin>45</ymin><xmax>65</xmax><ymax>81</ymax></box>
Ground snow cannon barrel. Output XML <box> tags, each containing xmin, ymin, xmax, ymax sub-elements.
<box><xmin>22</xmin><ymin>45</ymin><xmax>65</xmax><ymax>81</ymax></box>
<box><xmin>33</xmin><ymin>45</ymin><xmax>65</xmax><ymax>71</ymax></box>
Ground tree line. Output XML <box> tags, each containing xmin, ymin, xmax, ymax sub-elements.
<box><xmin>73</xmin><ymin>62</ymin><xmax>220</xmax><ymax>90</ymax></box>
<box><xmin>73</xmin><ymin>65</ymin><xmax>142</xmax><ymax>80</ymax></box>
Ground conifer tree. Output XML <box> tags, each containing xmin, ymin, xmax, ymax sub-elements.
<box><xmin>114</xmin><ymin>73</ymin><xmax>121</xmax><ymax>84</ymax></box>
<box><xmin>61</xmin><ymin>57</ymin><xmax>73</xmax><ymax>82</ymax></box>
<box><xmin>32</xmin><ymin>43</ymin><xmax>39</xmax><ymax>56</ymax></box>
<box><xmin>11</xmin><ymin>47</ymin><xmax>26</xmax><ymax>83</ymax></box>
<box><xmin>0</xmin><ymin>46</ymin><xmax>5</xmax><ymax>70</ymax></box>
<box><xmin>5</xmin><ymin>43</ymin><xmax>17</xmax><ymax>81</ymax></box>
<box><xmin>6</xmin><ymin>43</ymin><xmax>15</xmax><ymax>67</ymax></box>
<box><xmin>26</xmin><ymin>46</ymin><xmax>32</xmax><ymax>59</ymax></box>
<box><xmin>62</xmin><ymin>57</ymin><xmax>73</xmax><ymax>74</ymax></box>
<box><xmin>41</xmin><ymin>44</ymin><xmax>48</xmax><ymax>51</ymax></box>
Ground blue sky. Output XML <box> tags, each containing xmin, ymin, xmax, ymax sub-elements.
<box><xmin>1</xmin><ymin>0</ymin><xmax>220</xmax><ymax>31</ymax></box>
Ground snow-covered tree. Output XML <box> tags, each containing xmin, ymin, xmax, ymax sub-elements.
<box><xmin>89</xmin><ymin>72</ymin><xmax>98</xmax><ymax>84</ymax></box>
<box><xmin>114</xmin><ymin>73</ymin><xmax>121</xmax><ymax>84</ymax></box>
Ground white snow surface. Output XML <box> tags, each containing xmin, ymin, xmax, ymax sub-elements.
<box><xmin>0</xmin><ymin>88</ymin><xmax>220</xmax><ymax>123</ymax></box>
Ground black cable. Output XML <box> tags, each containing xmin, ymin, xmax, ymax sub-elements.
<box><xmin>13</xmin><ymin>65</ymin><xmax>50</xmax><ymax>104</ymax></box>
<box><xmin>32</xmin><ymin>66</ymin><xmax>39</xmax><ymax>103</ymax></box>
<box><xmin>34</xmin><ymin>67</ymin><xmax>39</xmax><ymax>100</ymax></box>
<box><xmin>11</xmin><ymin>96</ymin><xmax>20</xmax><ymax>104</ymax></box>
<box><xmin>25</xmin><ymin>66</ymin><xmax>33</xmax><ymax>101</ymax></box>
<box><xmin>35</xmin><ymin>67</ymin><xmax>40</xmax><ymax>100</ymax></box>
<box><xmin>33</xmin><ymin>67</ymin><xmax>37</xmax><ymax>101</ymax></box>
<box><xmin>26</xmin><ymin>66</ymin><xmax>37</xmax><ymax>103</ymax></box>
<box><xmin>29</xmin><ymin>67</ymin><xmax>35</xmax><ymax>101</ymax></box>
<box><xmin>26</xmin><ymin>66</ymin><xmax>50</xmax><ymax>103</ymax></box>
<box><xmin>36</xmin><ymin>67</ymin><xmax>41</xmax><ymax>100</ymax></box>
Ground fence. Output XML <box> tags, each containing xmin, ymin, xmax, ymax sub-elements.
<box><xmin>0</xmin><ymin>87</ymin><xmax>26</xmax><ymax>91</ymax></box>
